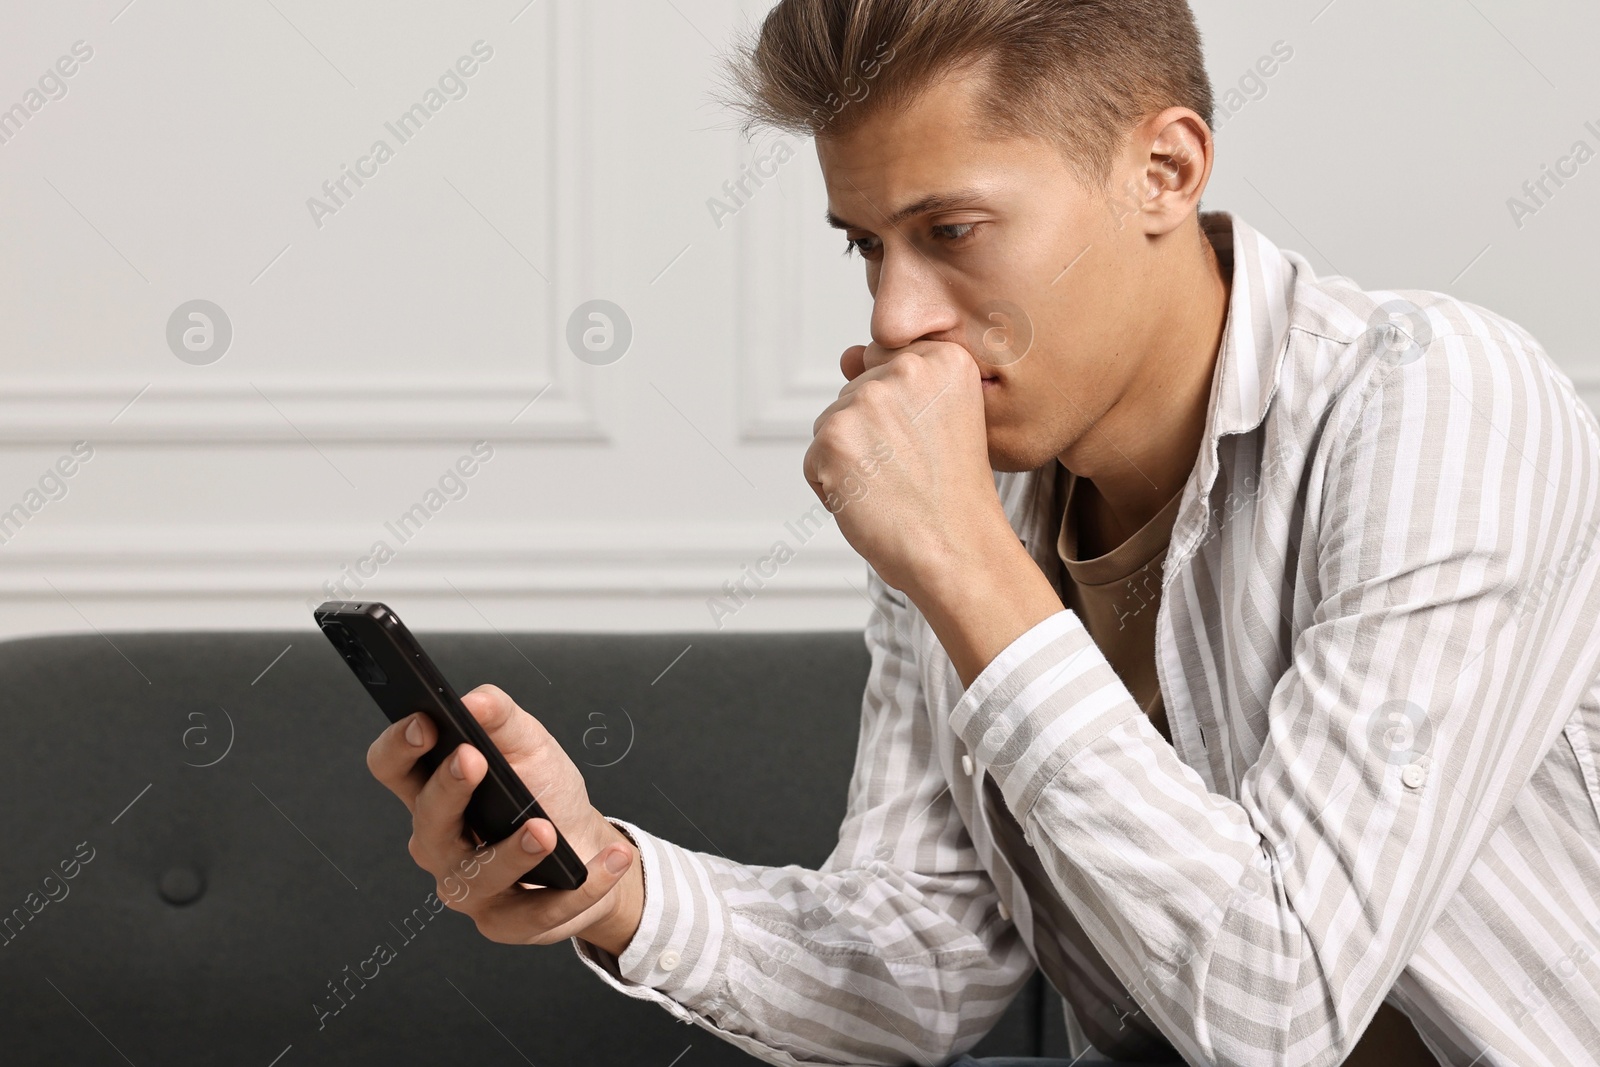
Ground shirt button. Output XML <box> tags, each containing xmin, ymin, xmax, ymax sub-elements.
<box><xmin>961</xmin><ymin>753</ymin><xmax>975</xmax><ymax>776</ymax></box>
<box><xmin>1402</xmin><ymin>763</ymin><xmax>1427</xmax><ymax>789</ymax></box>
<box><xmin>997</xmin><ymin>899</ymin><xmax>1012</xmax><ymax>921</ymax></box>
<box><xmin>658</xmin><ymin>949</ymin><xmax>681</xmax><ymax>972</ymax></box>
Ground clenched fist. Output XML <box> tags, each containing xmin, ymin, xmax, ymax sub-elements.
<box><xmin>804</xmin><ymin>340</ymin><xmax>1013</xmax><ymax>597</ymax></box>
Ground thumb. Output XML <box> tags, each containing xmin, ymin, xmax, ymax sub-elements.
<box><xmin>840</xmin><ymin>345</ymin><xmax>867</xmax><ymax>382</ymax></box>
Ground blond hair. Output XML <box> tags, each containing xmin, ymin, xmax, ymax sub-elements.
<box><xmin>721</xmin><ymin>0</ymin><xmax>1215</xmax><ymax>189</ymax></box>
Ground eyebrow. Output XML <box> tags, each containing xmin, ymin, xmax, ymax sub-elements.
<box><xmin>824</xmin><ymin>188</ymin><xmax>991</xmax><ymax>231</ymax></box>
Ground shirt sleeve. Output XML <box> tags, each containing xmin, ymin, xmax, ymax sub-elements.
<box><xmin>949</xmin><ymin>323</ymin><xmax>1600</xmax><ymax>1065</ymax></box>
<box><xmin>570</xmin><ymin>566</ymin><xmax>1036</xmax><ymax>1066</ymax></box>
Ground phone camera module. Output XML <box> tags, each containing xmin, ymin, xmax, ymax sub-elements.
<box><xmin>322</xmin><ymin>620</ymin><xmax>389</xmax><ymax>686</ymax></box>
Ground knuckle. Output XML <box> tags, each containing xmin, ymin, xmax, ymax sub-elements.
<box><xmin>827</xmin><ymin>406</ymin><xmax>864</xmax><ymax>438</ymax></box>
<box><xmin>810</xmin><ymin>435</ymin><xmax>844</xmax><ymax>470</ymax></box>
<box><xmin>470</xmin><ymin>682</ymin><xmax>508</xmax><ymax>707</ymax></box>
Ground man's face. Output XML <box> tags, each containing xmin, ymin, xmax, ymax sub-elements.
<box><xmin>817</xmin><ymin>64</ymin><xmax>1155</xmax><ymax>473</ymax></box>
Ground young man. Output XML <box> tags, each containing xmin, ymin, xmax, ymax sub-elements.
<box><xmin>367</xmin><ymin>1</ymin><xmax>1600</xmax><ymax>1064</ymax></box>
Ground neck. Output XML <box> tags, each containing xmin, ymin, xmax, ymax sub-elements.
<box><xmin>1059</xmin><ymin>219</ymin><xmax>1232</xmax><ymax>547</ymax></box>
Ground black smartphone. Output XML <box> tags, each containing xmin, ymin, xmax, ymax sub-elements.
<box><xmin>314</xmin><ymin>600</ymin><xmax>588</xmax><ymax>891</ymax></box>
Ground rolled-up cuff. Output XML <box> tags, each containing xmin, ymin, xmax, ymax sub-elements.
<box><xmin>568</xmin><ymin>817</ymin><xmax>729</xmax><ymax>1014</ymax></box>
<box><xmin>948</xmin><ymin>609</ymin><xmax>1139</xmax><ymax>822</ymax></box>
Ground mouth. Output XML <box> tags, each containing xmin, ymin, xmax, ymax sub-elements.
<box><xmin>981</xmin><ymin>374</ymin><xmax>1000</xmax><ymax>389</ymax></box>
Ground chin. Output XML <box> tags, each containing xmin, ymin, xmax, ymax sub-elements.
<box><xmin>985</xmin><ymin>432</ymin><xmax>1059</xmax><ymax>474</ymax></box>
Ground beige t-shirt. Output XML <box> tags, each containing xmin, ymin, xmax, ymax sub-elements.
<box><xmin>1051</xmin><ymin>462</ymin><xmax>1180</xmax><ymax>745</ymax></box>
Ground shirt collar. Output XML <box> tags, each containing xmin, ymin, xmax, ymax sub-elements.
<box><xmin>1177</xmin><ymin>211</ymin><xmax>1300</xmax><ymax>546</ymax></box>
<box><xmin>1201</xmin><ymin>210</ymin><xmax>1299</xmax><ymax>442</ymax></box>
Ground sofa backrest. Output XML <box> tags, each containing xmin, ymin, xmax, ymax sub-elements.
<box><xmin>0</xmin><ymin>629</ymin><xmax>1044</xmax><ymax>1064</ymax></box>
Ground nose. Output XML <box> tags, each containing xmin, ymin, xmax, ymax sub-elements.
<box><xmin>867</xmin><ymin>248</ymin><xmax>962</xmax><ymax>359</ymax></box>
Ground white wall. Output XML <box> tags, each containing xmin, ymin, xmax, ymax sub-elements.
<box><xmin>1</xmin><ymin>0</ymin><xmax>1595</xmax><ymax>640</ymax></box>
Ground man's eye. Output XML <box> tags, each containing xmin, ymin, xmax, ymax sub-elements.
<box><xmin>842</xmin><ymin>224</ymin><xmax>976</xmax><ymax>258</ymax></box>
<box><xmin>842</xmin><ymin>236</ymin><xmax>878</xmax><ymax>258</ymax></box>
<box><xmin>933</xmin><ymin>222</ymin><xmax>977</xmax><ymax>243</ymax></box>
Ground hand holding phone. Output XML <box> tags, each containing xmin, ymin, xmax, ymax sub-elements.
<box><xmin>320</xmin><ymin>602</ymin><xmax>645</xmax><ymax>951</ymax></box>
<box><xmin>381</xmin><ymin>685</ymin><xmax>645</xmax><ymax>954</ymax></box>
<box><xmin>318</xmin><ymin>601</ymin><xmax>602</xmax><ymax>887</ymax></box>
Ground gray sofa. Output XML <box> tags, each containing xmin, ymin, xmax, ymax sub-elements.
<box><xmin>0</xmin><ymin>629</ymin><xmax>1073</xmax><ymax>1065</ymax></box>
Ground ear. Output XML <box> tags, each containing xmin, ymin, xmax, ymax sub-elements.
<box><xmin>1129</xmin><ymin>107</ymin><xmax>1215</xmax><ymax>238</ymax></box>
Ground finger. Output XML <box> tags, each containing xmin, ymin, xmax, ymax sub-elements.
<box><xmin>409</xmin><ymin>741</ymin><xmax>487</xmax><ymax>872</ymax></box>
<box><xmin>921</xmin><ymin>340</ymin><xmax>982</xmax><ymax>377</ymax></box>
<box><xmin>840</xmin><ymin>345</ymin><xmax>866</xmax><ymax>381</ymax></box>
<box><xmin>445</xmin><ymin>815</ymin><xmax>563</xmax><ymax>903</ymax></box>
<box><xmin>802</xmin><ymin>440</ymin><xmax>823</xmax><ymax>495</ymax></box>
<box><xmin>366</xmin><ymin>712</ymin><xmax>437</xmax><ymax>814</ymax></box>
<box><xmin>431</xmin><ymin>815</ymin><xmax>553</xmax><ymax>907</ymax></box>
<box><xmin>459</xmin><ymin>684</ymin><xmax>554</xmax><ymax>763</ymax></box>
<box><xmin>473</xmin><ymin>839</ymin><xmax>640</xmax><ymax>946</ymax></box>
<box><xmin>812</xmin><ymin>360</ymin><xmax>899</xmax><ymax>438</ymax></box>
<box><xmin>434</xmin><ymin>830</ymin><xmax>512</xmax><ymax>909</ymax></box>
<box><xmin>459</xmin><ymin>682</ymin><xmax>519</xmax><ymax>732</ymax></box>
<box><xmin>860</xmin><ymin>340</ymin><xmax>896</xmax><ymax>374</ymax></box>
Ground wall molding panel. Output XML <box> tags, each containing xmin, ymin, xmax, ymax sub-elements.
<box><xmin>3</xmin><ymin>0</ymin><xmax>605</xmax><ymax>450</ymax></box>
<box><xmin>0</xmin><ymin>380</ymin><xmax>605</xmax><ymax>445</ymax></box>
<box><xmin>0</xmin><ymin>524</ymin><xmax>870</xmax><ymax>638</ymax></box>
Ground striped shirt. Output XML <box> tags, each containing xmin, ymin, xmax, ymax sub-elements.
<box><xmin>573</xmin><ymin>212</ymin><xmax>1600</xmax><ymax>1066</ymax></box>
